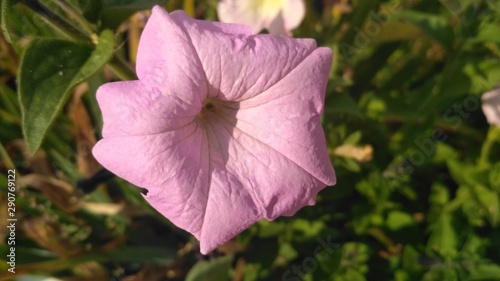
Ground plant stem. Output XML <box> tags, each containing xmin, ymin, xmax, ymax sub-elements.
<box><xmin>0</xmin><ymin>142</ymin><xmax>15</xmax><ymax>170</ymax></box>
<box><xmin>50</xmin><ymin>0</ymin><xmax>96</xmax><ymax>38</ymax></box>
<box><xmin>11</xmin><ymin>1</ymin><xmax>82</xmax><ymax>41</ymax></box>
<box><xmin>38</xmin><ymin>12</ymin><xmax>83</xmax><ymax>42</ymax></box>
<box><xmin>107</xmin><ymin>56</ymin><xmax>137</xmax><ymax>81</ymax></box>
<box><xmin>479</xmin><ymin>126</ymin><xmax>500</xmax><ymax>166</ymax></box>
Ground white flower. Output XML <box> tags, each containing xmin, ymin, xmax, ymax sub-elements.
<box><xmin>217</xmin><ymin>0</ymin><xmax>305</xmax><ymax>36</ymax></box>
<box><xmin>482</xmin><ymin>86</ymin><xmax>500</xmax><ymax>127</ymax></box>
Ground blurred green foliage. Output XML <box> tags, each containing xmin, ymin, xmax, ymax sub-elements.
<box><xmin>0</xmin><ymin>0</ymin><xmax>499</xmax><ymax>280</ymax></box>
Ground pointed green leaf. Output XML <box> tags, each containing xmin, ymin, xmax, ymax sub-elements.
<box><xmin>19</xmin><ymin>30</ymin><xmax>114</xmax><ymax>154</ymax></box>
<box><xmin>396</xmin><ymin>10</ymin><xmax>454</xmax><ymax>49</ymax></box>
<box><xmin>472</xmin><ymin>184</ymin><xmax>499</xmax><ymax>227</ymax></box>
<box><xmin>325</xmin><ymin>93</ymin><xmax>362</xmax><ymax>117</ymax></box>
<box><xmin>185</xmin><ymin>255</ymin><xmax>233</xmax><ymax>281</ymax></box>
<box><xmin>386</xmin><ymin>211</ymin><xmax>416</xmax><ymax>231</ymax></box>
<box><xmin>427</xmin><ymin>214</ymin><xmax>457</xmax><ymax>258</ymax></box>
<box><xmin>447</xmin><ymin>160</ymin><xmax>490</xmax><ymax>187</ymax></box>
<box><xmin>344</xmin><ymin>131</ymin><xmax>362</xmax><ymax>145</ymax></box>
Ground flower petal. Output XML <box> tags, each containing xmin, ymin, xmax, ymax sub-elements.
<box><xmin>281</xmin><ymin>0</ymin><xmax>306</xmax><ymax>31</ymax></box>
<box><xmin>267</xmin><ymin>11</ymin><xmax>288</xmax><ymax>35</ymax></box>
<box><xmin>482</xmin><ymin>87</ymin><xmax>500</xmax><ymax>127</ymax></box>
<box><xmin>171</xmin><ymin>10</ymin><xmax>252</xmax><ymax>36</ymax></box>
<box><xmin>217</xmin><ymin>0</ymin><xmax>281</xmax><ymax>34</ymax></box>
<box><xmin>94</xmin><ymin>7</ymin><xmax>335</xmax><ymax>255</ymax></box>
<box><xmin>96</xmin><ymin>80</ymin><xmax>198</xmax><ymax>138</ymax></box>
<box><xmin>197</xmin><ymin>108</ymin><xmax>327</xmax><ymax>253</ymax></box>
<box><xmin>235</xmin><ymin>47</ymin><xmax>335</xmax><ymax>185</ymax></box>
<box><xmin>93</xmin><ymin>123</ymin><xmax>212</xmax><ymax>237</ymax></box>
<box><xmin>136</xmin><ymin>7</ymin><xmax>208</xmax><ymax>102</ymax></box>
<box><xmin>267</xmin><ymin>0</ymin><xmax>306</xmax><ymax>35</ymax></box>
<box><xmin>169</xmin><ymin>13</ymin><xmax>319</xmax><ymax>101</ymax></box>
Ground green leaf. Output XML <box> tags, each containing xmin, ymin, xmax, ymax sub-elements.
<box><xmin>386</xmin><ymin>211</ymin><xmax>415</xmax><ymax>231</ymax></box>
<box><xmin>401</xmin><ymin>245</ymin><xmax>422</xmax><ymax>273</ymax></box>
<box><xmin>426</xmin><ymin>214</ymin><xmax>457</xmax><ymax>258</ymax></box>
<box><xmin>292</xmin><ymin>219</ymin><xmax>326</xmax><ymax>240</ymax></box>
<box><xmin>342</xmin><ymin>157</ymin><xmax>362</xmax><ymax>172</ymax></box>
<box><xmin>461</xmin><ymin>234</ymin><xmax>484</xmax><ymax>258</ymax></box>
<box><xmin>344</xmin><ymin>131</ymin><xmax>362</xmax><ymax>145</ymax></box>
<box><xmin>464</xmin><ymin>60</ymin><xmax>500</xmax><ymax>93</ymax></box>
<box><xmin>19</xmin><ymin>30</ymin><xmax>114</xmax><ymax>154</ymax></box>
<box><xmin>473</xmin><ymin>23</ymin><xmax>500</xmax><ymax>44</ymax></box>
<box><xmin>278</xmin><ymin>243</ymin><xmax>298</xmax><ymax>261</ymax></box>
<box><xmin>343</xmin><ymin>269</ymin><xmax>366</xmax><ymax>281</ymax></box>
<box><xmin>472</xmin><ymin>184</ymin><xmax>500</xmax><ymax>227</ymax></box>
<box><xmin>325</xmin><ymin>93</ymin><xmax>362</xmax><ymax>117</ymax></box>
<box><xmin>447</xmin><ymin>160</ymin><xmax>490</xmax><ymax>187</ymax></box>
<box><xmin>255</xmin><ymin>219</ymin><xmax>284</xmax><ymax>238</ymax></box>
<box><xmin>102</xmin><ymin>246</ymin><xmax>176</xmax><ymax>264</ymax></box>
<box><xmin>490</xmin><ymin>162</ymin><xmax>500</xmax><ymax>193</ymax></box>
<box><xmin>2</xmin><ymin>1</ymin><xmax>77</xmax><ymax>45</ymax></box>
<box><xmin>428</xmin><ymin>183</ymin><xmax>450</xmax><ymax>207</ymax></box>
<box><xmin>432</xmin><ymin>142</ymin><xmax>459</xmax><ymax>164</ymax></box>
<box><xmin>396</xmin><ymin>10</ymin><xmax>454</xmax><ymax>49</ymax></box>
<box><xmin>185</xmin><ymin>255</ymin><xmax>233</xmax><ymax>281</ymax></box>
<box><xmin>0</xmin><ymin>0</ymin><xmax>16</xmax><ymax>43</ymax></box>
<box><xmin>469</xmin><ymin>264</ymin><xmax>500</xmax><ymax>280</ymax></box>
<box><xmin>456</xmin><ymin>185</ymin><xmax>484</xmax><ymax>226</ymax></box>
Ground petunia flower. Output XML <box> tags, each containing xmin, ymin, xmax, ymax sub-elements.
<box><xmin>217</xmin><ymin>0</ymin><xmax>305</xmax><ymax>36</ymax></box>
<box><xmin>92</xmin><ymin>6</ymin><xmax>335</xmax><ymax>254</ymax></box>
<box><xmin>482</xmin><ymin>86</ymin><xmax>500</xmax><ymax>127</ymax></box>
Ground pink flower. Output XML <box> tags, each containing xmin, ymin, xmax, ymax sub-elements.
<box><xmin>482</xmin><ymin>86</ymin><xmax>500</xmax><ymax>127</ymax></box>
<box><xmin>92</xmin><ymin>6</ymin><xmax>335</xmax><ymax>254</ymax></box>
<box><xmin>217</xmin><ymin>0</ymin><xmax>305</xmax><ymax>36</ymax></box>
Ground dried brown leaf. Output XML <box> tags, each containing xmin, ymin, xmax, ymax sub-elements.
<box><xmin>68</xmin><ymin>83</ymin><xmax>100</xmax><ymax>177</ymax></box>
<box><xmin>334</xmin><ymin>144</ymin><xmax>374</xmax><ymax>162</ymax></box>
<box><xmin>22</xmin><ymin>217</ymin><xmax>81</xmax><ymax>257</ymax></box>
<box><xmin>19</xmin><ymin>174</ymin><xmax>82</xmax><ymax>213</ymax></box>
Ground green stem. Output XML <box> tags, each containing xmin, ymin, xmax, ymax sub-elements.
<box><xmin>0</xmin><ymin>141</ymin><xmax>15</xmax><ymax>170</ymax></box>
<box><xmin>444</xmin><ymin>196</ymin><xmax>466</xmax><ymax>213</ymax></box>
<box><xmin>416</xmin><ymin>41</ymin><xmax>465</xmax><ymax>115</ymax></box>
<box><xmin>107</xmin><ymin>56</ymin><xmax>137</xmax><ymax>81</ymax></box>
<box><xmin>36</xmin><ymin>12</ymin><xmax>82</xmax><ymax>42</ymax></box>
<box><xmin>479</xmin><ymin>126</ymin><xmax>500</xmax><ymax>166</ymax></box>
<box><xmin>382</xmin><ymin>114</ymin><xmax>484</xmax><ymax>142</ymax></box>
<box><xmin>46</xmin><ymin>0</ymin><xmax>96</xmax><ymax>38</ymax></box>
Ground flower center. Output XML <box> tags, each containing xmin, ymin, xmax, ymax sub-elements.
<box><xmin>196</xmin><ymin>98</ymin><xmax>220</xmax><ymax>122</ymax></box>
<box><xmin>203</xmin><ymin>99</ymin><xmax>216</xmax><ymax>111</ymax></box>
<box><xmin>196</xmin><ymin>98</ymin><xmax>238</xmax><ymax>126</ymax></box>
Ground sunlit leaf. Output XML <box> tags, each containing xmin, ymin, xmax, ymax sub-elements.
<box><xmin>19</xmin><ymin>30</ymin><xmax>114</xmax><ymax>154</ymax></box>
